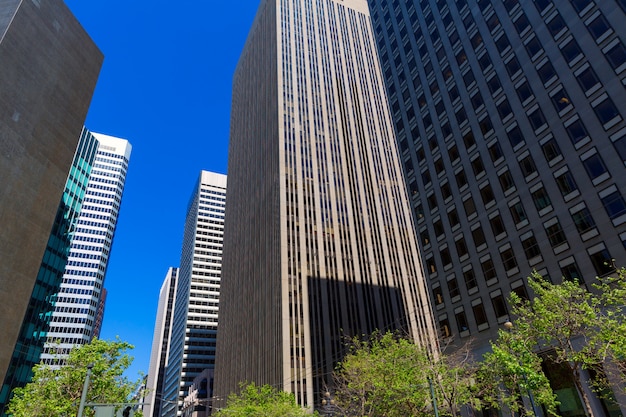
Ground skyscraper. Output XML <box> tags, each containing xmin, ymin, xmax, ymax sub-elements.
<box><xmin>145</xmin><ymin>267</ymin><xmax>178</xmax><ymax>417</ymax></box>
<box><xmin>0</xmin><ymin>0</ymin><xmax>102</xmax><ymax>385</ymax></box>
<box><xmin>368</xmin><ymin>0</ymin><xmax>626</xmax><ymax>413</ymax></box>
<box><xmin>213</xmin><ymin>0</ymin><xmax>437</xmax><ymax>410</ymax></box>
<box><xmin>0</xmin><ymin>128</ymin><xmax>99</xmax><ymax>414</ymax></box>
<box><xmin>40</xmin><ymin>132</ymin><xmax>131</xmax><ymax>365</ymax></box>
<box><xmin>160</xmin><ymin>171</ymin><xmax>226</xmax><ymax>417</ymax></box>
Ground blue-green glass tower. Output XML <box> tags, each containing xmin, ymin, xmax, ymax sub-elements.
<box><xmin>0</xmin><ymin>128</ymin><xmax>99</xmax><ymax>414</ymax></box>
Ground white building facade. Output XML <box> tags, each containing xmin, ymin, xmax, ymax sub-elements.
<box><xmin>40</xmin><ymin>132</ymin><xmax>131</xmax><ymax>365</ymax></box>
<box><xmin>160</xmin><ymin>171</ymin><xmax>226</xmax><ymax>417</ymax></box>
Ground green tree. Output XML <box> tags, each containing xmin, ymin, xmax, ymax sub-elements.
<box><xmin>483</xmin><ymin>271</ymin><xmax>626</xmax><ymax>417</ymax></box>
<box><xmin>7</xmin><ymin>338</ymin><xmax>144</xmax><ymax>417</ymax></box>
<box><xmin>213</xmin><ymin>382</ymin><xmax>311</xmax><ymax>416</ymax></box>
<box><xmin>333</xmin><ymin>332</ymin><xmax>479</xmax><ymax>417</ymax></box>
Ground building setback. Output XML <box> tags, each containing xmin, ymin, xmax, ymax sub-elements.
<box><xmin>40</xmin><ymin>132</ymin><xmax>131</xmax><ymax>365</ymax></box>
<box><xmin>0</xmin><ymin>0</ymin><xmax>102</xmax><ymax>388</ymax></box>
<box><xmin>0</xmin><ymin>129</ymin><xmax>100</xmax><ymax>414</ymax></box>
<box><xmin>213</xmin><ymin>0</ymin><xmax>437</xmax><ymax>411</ymax></box>
<box><xmin>145</xmin><ymin>267</ymin><xmax>178</xmax><ymax>417</ymax></box>
<box><xmin>160</xmin><ymin>172</ymin><xmax>226</xmax><ymax>417</ymax></box>
<box><xmin>368</xmin><ymin>0</ymin><xmax>626</xmax><ymax>414</ymax></box>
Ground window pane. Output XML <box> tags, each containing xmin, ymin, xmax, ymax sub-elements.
<box><xmin>464</xmin><ymin>269</ymin><xmax>477</xmax><ymax>289</ymax></box>
<box><xmin>561</xmin><ymin>39</ymin><xmax>583</xmax><ymax>64</ymax></box>
<box><xmin>516</xmin><ymin>81</ymin><xmax>534</xmax><ymax>103</ymax></box>
<box><xmin>500</xmin><ymin>248</ymin><xmax>518</xmax><ymax>270</ymax></box>
<box><xmin>522</xmin><ymin>235</ymin><xmax>541</xmax><ymax>258</ymax></box>
<box><xmin>571</xmin><ymin>207</ymin><xmax>596</xmax><ymax>233</ymax></box>
<box><xmin>481</xmin><ymin>258</ymin><xmax>497</xmax><ymax>280</ymax></box>
<box><xmin>491</xmin><ymin>294</ymin><xmax>508</xmax><ymax>317</ymax></box>
<box><xmin>590</xmin><ymin>249</ymin><xmax>615</xmax><ymax>276</ymax></box>
<box><xmin>593</xmin><ymin>97</ymin><xmax>621</xmax><ymax>125</ymax></box>
<box><xmin>528</xmin><ymin>108</ymin><xmax>547</xmax><ymax>130</ymax></box>
<box><xmin>551</xmin><ymin>88</ymin><xmax>572</xmax><ymax>112</ymax></box>
<box><xmin>542</xmin><ymin>139</ymin><xmax>561</xmax><ymax>161</ymax></box>
<box><xmin>525</xmin><ymin>37</ymin><xmax>543</xmax><ymax>57</ymax></box>
<box><xmin>510</xmin><ymin>201</ymin><xmax>528</xmax><ymax>224</ymax></box>
<box><xmin>547</xmin><ymin>14</ymin><xmax>567</xmax><ymax>38</ymax></box>
<box><xmin>508</xmin><ymin>126</ymin><xmax>525</xmax><ymax>148</ymax></box>
<box><xmin>583</xmin><ymin>154</ymin><xmax>608</xmax><ymax>180</ymax></box>
<box><xmin>545</xmin><ymin>222</ymin><xmax>567</xmax><ymax>247</ymax></box>
<box><xmin>448</xmin><ymin>278</ymin><xmax>460</xmax><ymax>298</ymax></box>
<box><xmin>455</xmin><ymin>311</ymin><xmax>469</xmax><ymax>332</ymax></box>
<box><xmin>587</xmin><ymin>14</ymin><xmax>611</xmax><ymax>41</ymax></box>
<box><xmin>605</xmin><ymin>42</ymin><xmax>626</xmax><ymax>70</ymax></box>
<box><xmin>555</xmin><ymin>171</ymin><xmax>578</xmax><ymax>195</ymax></box>
<box><xmin>519</xmin><ymin>155</ymin><xmax>537</xmax><ymax>176</ymax></box>
<box><xmin>537</xmin><ymin>61</ymin><xmax>557</xmax><ymax>84</ymax></box>
<box><xmin>561</xmin><ymin>262</ymin><xmax>583</xmax><ymax>283</ymax></box>
<box><xmin>565</xmin><ymin>119</ymin><xmax>589</xmax><ymax>145</ymax></box>
<box><xmin>601</xmin><ymin>191</ymin><xmax>626</xmax><ymax>220</ymax></box>
<box><xmin>576</xmin><ymin>67</ymin><xmax>600</xmax><ymax>92</ymax></box>
<box><xmin>532</xmin><ymin>187</ymin><xmax>552</xmax><ymax>210</ymax></box>
<box><xmin>473</xmin><ymin>303</ymin><xmax>489</xmax><ymax>326</ymax></box>
<box><xmin>472</xmin><ymin>227</ymin><xmax>487</xmax><ymax>246</ymax></box>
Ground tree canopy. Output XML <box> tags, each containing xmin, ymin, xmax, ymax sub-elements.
<box><xmin>7</xmin><ymin>338</ymin><xmax>144</xmax><ymax>417</ymax></box>
<box><xmin>212</xmin><ymin>382</ymin><xmax>311</xmax><ymax>417</ymax></box>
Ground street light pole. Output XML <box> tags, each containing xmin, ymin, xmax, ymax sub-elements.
<box><xmin>504</xmin><ymin>321</ymin><xmax>539</xmax><ymax>417</ymax></box>
<box><xmin>77</xmin><ymin>363</ymin><xmax>94</xmax><ymax>417</ymax></box>
<box><xmin>428</xmin><ymin>377</ymin><xmax>440</xmax><ymax>417</ymax></box>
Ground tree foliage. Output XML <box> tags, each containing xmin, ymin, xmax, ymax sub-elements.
<box><xmin>7</xmin><ymin>339</ymin><xmax>144</xmax><ymax>417</ymax></box>
<box><xmin>333</xmin><ymin>331</ymin><xmax>479</xmax><ymax>417</ymax></box>
<box><xmin>212</xmin><ymin>382</ymin><xmax>311</xmax><ymax>417</ymax></box>
<box><xmin>482</xmin><ymin>270</ymin><xmax>626</xmax><ymax>417</ymax></box>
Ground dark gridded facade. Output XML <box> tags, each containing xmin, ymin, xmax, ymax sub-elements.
<box><xmin>368</xmin><ymin>0</ymin><xmax>626</xmax><ymax>409</ymax></box>
<box><xmin>214</xmin><ymin>0</ymin><xmax>437</xmax><ymax>411</ymax></box>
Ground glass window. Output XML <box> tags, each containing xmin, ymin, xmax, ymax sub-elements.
<box><xmin>561</xmin><ymin>39</ymin><xmax>583</xmax><ymax>64</ymax></box>
<box><xmin>576</xmin><ymin>67</ymin><xmax>600</xmax><ymax>93</ymax></box>
<box><xmin>434</xmin><ymin>158</ymin><xmax>445</xmax><ymax>175</ymax></box>
<box><xmin>423</xmin><ymin>170</ymin><xmax>432</xmax><ymax>187</ymax></box>
<box><xmin>487</xmin><ymin>75</ymin><xmax>502</xmax><ymax>95</ymax></box>
<box><xmin>455</xmin><ymin>237</ymin><xmax>468</xmax><ymax>257</ymax></box>
<box><xmin>570</xmin><ymin>0</ymin><xmax>592</xmax><ymax>13</ymax></box>
<box><xmin>464</xmin><ymin>268</ymin><xmax>477</xmax><ymax>290</ymax></box>
<box><xmin>482</xmin><ymin>258</ymin><xmax>497</xmax><ymax>281</ymax></box>
<box><xmin>545</xmin><ymin>222</ymin><xmax>567</xmax><ymax>247</ymax></box>
<box><xmin>441</xmin><ymin>247</ymin><xmax>452</xmax><ymax>266</ymax></box>
<box><xmin>442</xmin><ymin>183</ymin><xmax>453</xmax><ymax>199</ymax></box>
<box><xmin>456</xmin><ymin>107</ymin><xmax>468</xmax><ymax>125</ymax></box>
<box><xmin>433</xmin><ymin>286</ymin><xmax>444</xmax><ymax>304</ymax></box>
<box><xmin>512</xmin><ymin>284</ymin><xmax>529</xmax><ymax>301</ymax></box>
<box><xmin>593</xmin><ymin>97</ymin><xmax>621</xmax><ymax>125</ymax></box>
<box><xmin>492</xmin><ymin>294</ymin><xmax>508</xmax><ymax>317</ymax></box>
<box><xmin>561</xmin><ymin>262</ymin><xmax>583</xmax><ymax>283</ymax></box>
<box><xmin>537</xmin><ymin>61</ymin><xmax>557</xmax><ymax>84</ymax></box>
<box><xmin>507</xmin><ymin>126</ymin><xmax>526</xmax><ymax>149</ymax></box>
<box><xmin>590</xmin><ymin>249</ymin><xmax>615</xmax><ymax>276</ymax></box>
<box><xmin>522</xmin><ymin>235</ymin><xmax>542</xmax><ymax>259</ymax></box>
<box><xmin>439</xmin><ymin>317</ymin><xmax>451</xmax><ymax>338</ymax></box>
<box><xmin>427</xmin><ymin>257</ymin><xmax>437</xmax><ymax>274</ymax></box>
<box><xmin>534</xmin><ymin>0</ymin><xmax>552</xmax><ymax>12</ymax></box>
<box><xmin>473</xmin><ymin>303</ymin><xmax>489</xmax><ymax>327</ymax></box>
<box><xmin>479</xmin><ymin>117</ymin><xmax>494</xmax><ymax>135</ymax></box>
<box><xmin>587</xmin><ymin>14</ymin><xmax>611</xmax><ymax>41</ymax></box>
<box><xmin>471</xmin><ymin>156</ymin><xmax>485</xmax><ymax>176</ymax></box>
<box><xmin>471</xmin><ymin>92</ymin><xmax>485</xmax><ymax>110</ymax></box>
<box><xmin>601</xmin><ymin>190</ymin><xmax>626</xmax><ymax>220</ymax></box>
<box><xmin>463</xmin><ymin>131</ymin><xmax>476</xmax><ymax>149</ymax></box>
<box><xmin>541</xmin><ymin>139</ymin><xmax>561</xmax><ymax>162</ymax></box>
<box><xmin>571</xmin><ymin>207</ymin><xmax>596</xmax><ymax>233</ymax></box>
<box><xmin>456</xmin><ymin>169</ymin><xmax>468</xmax><ymax>188</ymax></box>
<box><xmin>448</xmin><ymin>208</ymin><xmax>460</xmax><ymax>227</ymax></box>
<box><xmin>497</xmin><ymin>99</ymin><xmax>513</xmax><ymax>120</ymax></box>
<box><xmin>448</xmin><ymin>144</ymin><xmax>460</xmax><ymax>163</ymax></box>
<box><xmin>463</xmin><ymin>70</ymin><xmax>476</xmax><ymax>87</ymax></box>
<box><xmin>434</xmin><ymin>219</ymin><xmax>445</xmax><ymax>236</ymax></box>
<box><xmin>478</xmin><ymin>53</ymin><xmax>493</xmax><ymax>71</ymax></box>
<box><xmin>427</xmin><ymin>193</ymin><xmax>438</xmax><ymax>210</ymax></box>
<box><xmin>614</xmin><ymin>136</ymin><xmax>626</xmax><ymax>162</ymax></box>
<box><xmin>525</xmin><ymin>36</ymin><xmax>543</xmax><ymax>58</ymax></box>
<box><xmin>547</xmin><ymin>13</ymin><xmax>567</xmax><ymax>38</ymax></box>
<box><xmin>495</xmin><ymin>34</ymin><xmax>511</xmax><ymax>54</ymax></box>
<box><xmin>480</xmin><ymin>184</ymin><xmax>496</xmax><ymax>205</ymax></box>
<box><xmin>510</xmin><ymin>201</ymin><xmax>528</xmax><ymax>224</ymax></box>
<box><xmin>516</xmin><ymin>81</ymin><xmax>534</xmax><ymax>103</ymax></box>
<box><xmin>463</xmin><ymin>196</ymin><xmax>476</xmax><ymax>216</ymax></box>
<box><xmin>472</xmin><ymin>226</ymin><xmax>487</xmax><ymax>247</ymax></box>
<box><xmin>528</xmin><ymin>108</ymin><xmax>547</xmax><ymax>130</ymax></box>
<box><xmin>500</xmin><ymin>248</ymin><xmax>518</xmax><ymax>271</ymax></box>
<box><xmin>455</xmin><ymin>310</ymin><xmax>469</xmax><ymax>332</ymax></box>
<box><xmin>555</xmin><ymin>171</ymin><xmax>578</xmax><ymax>195</ymax></box>
<box><xmin>447</xmin><ymin>277</ymin><xmax>460</xmax><ymax>297</ymax></box>
<box><xmin>488</xmin><ymin>142</ymin><xmax>503</xmax><ymax>162</ymax></box>
<box><xmin>583</xmin><ymin>153</ymin><xmax>608</xmax><ymax>180</ymax></box>
<box><xmin>551</xmin><ymin>87</ymin><xmax>572</xmax><ymax>112</ymax></box>
<box><xmin>514</xmin><ymin>13</ymin><xmax>530</xmax><ymax>34</ymax></box>
<box><xmin>565</xmin><ymin>118</ymin><xmax>589</xmax><ymax>145</ymax></box>
<box><xmin>498</xmin><ymin>171</ymin><xmax>515</xmax><ymax>192</ymax></box>
<box><xmin>532</xmin><ymin>187</ymin><xmax>552</xmax><ymax>211</ymax></box>
<box><xmin>504</xmin><ymin>0</ymin><xmax>519</xmax><ymax>12</ymax></box>
<box><xmin>519</xmin><ymin>155</ymin><xmax>537</xmax><ymax>177</ymax></box>
<box><xmin>421</xmin><ymin>229</ymin><xmax>431</xmax><ymax>246</ymax></box>
<box><xmin>605</xmin><ymin>42</ymin><xmax>626</xmax><ymax>70</ymax></box>
<box><xmin>448</xmin><ymin>85</ymin><xmax>460</xmax><ymax>102</ymax></box>
<box><xmin>490</xmin><ymin>215</ymin><xmax>506</xmax><ymax>236</ymax></box>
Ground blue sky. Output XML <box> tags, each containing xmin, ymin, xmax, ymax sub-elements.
<box><xmin>64</xmin><ymin>0</ymin><xmax>259</xmax><ymax>378</ymax></box>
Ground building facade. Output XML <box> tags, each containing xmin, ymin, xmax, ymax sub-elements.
<box><xmin>367</xmin><ymin>0</ymin><xmax>626</xmax><ymax>414</ymax></box>
<box><xmin>0</xmin><ymin>0</ymin><xmax>102</xmax><ymax>385</ymax></box>
<box><xmin>0</xmin><ymin>128</ymin><xmax>100</xmax><ymax>414</ymax></box>
<box><xmin>213</xmin><ymin>0</ymin><xmax>437</xmax><ymax>411</ymax></box>
<box><xmin>40</xmin><ymin>133</ymin><xmax>131</xmax><ymax>365</ymax></box>
<box><xmin>145</xmin><ymin>267</ymin><xmax>179</xmax><ymax>417</ymax></box>
<box><xmin>160</xmin><ymin>172</ymin><xmax>226</xmax><ymax>417</ymax></box>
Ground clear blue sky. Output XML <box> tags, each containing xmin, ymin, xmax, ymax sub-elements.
<box><xmin>64</xmin><ymin>0</ymin><xmax>259</xmax><ymax>379</ymax></box>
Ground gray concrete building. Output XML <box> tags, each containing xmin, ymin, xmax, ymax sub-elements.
<box><xmin>213</xmin><ymin>0</ymin><xmax>437</xmax><ymax>411</ymax></box>
<box><xmin>368</xmin><ymin>0</ymin><xmax>626</xmax><ymax>414</ymax></box>
<box><xmin>0</xmin><ymin>0</ymin><xmax>102</xmax><ymax>386</ymax></box>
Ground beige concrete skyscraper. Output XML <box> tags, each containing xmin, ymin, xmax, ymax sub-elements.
<box><xmin>214</xmin><ymin>0</ymin><xmax>437</xmax><ymax>410</ymax></box>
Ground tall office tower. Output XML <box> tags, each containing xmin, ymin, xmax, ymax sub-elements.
<box><xmin>0</xmin><ymin>129</ymin><xmax>99</xmax><ymax>414</ymax></box>
<box><xmin>213</xmin><ymin>0</ymin><xmax>437</xmax><ymax>410</ymax></box>
<box><xmin>0</xmin><ymin>0</ymin><xmax>102</xmax><ymax>385</ymax></box>
<box><xmin>160</xmin><ymin>172</ymin><xmax>226</xmax><ymax>417</ymax></box>
<box><xmin>368</xmin><ymin>0</ymin><xmax>626</xmax><ymax>413</ymax></box>
<box><xmin>145</xmin><ymin>267</ymin><xmax>178</xmax><ymax>417</ymax></box>
<box><xmin>40</xmin><ymin>133</ymin><xmax>132</xmax><ymax>366</ymax></box>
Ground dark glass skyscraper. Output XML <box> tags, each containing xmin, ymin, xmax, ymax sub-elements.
<box><xmin>369</xmin><ymin>0</ymin><xmax>625</xmax><ymax>414</ymax></box>
<box><xmin>0</xmin><ymin>129</ymin><xmax>99</xmax><ymax>414</ymax></box>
